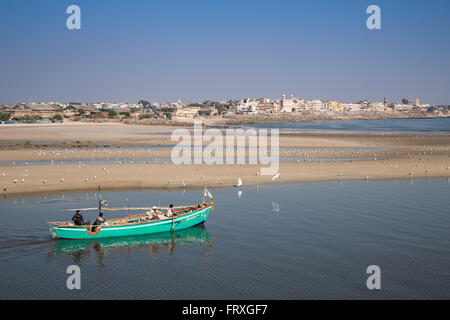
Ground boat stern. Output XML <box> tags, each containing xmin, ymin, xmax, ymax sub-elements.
<box><xmin>47</xmin><ymin>223</ymin><xmax>59</xmax><ymax>240</ymax></box>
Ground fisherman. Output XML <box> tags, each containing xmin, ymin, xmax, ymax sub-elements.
<box><xmin>89</xmin><ymin>212</ymin><xmax>104</xmax><ymax>233</ymax></box>
<box><xmin>166</xmin><ymin>204</ymin><xmax>176</xmax><ymax>217</ymax></box>
<box><xmin>147</xmin><ymin>206</ymin><xmax>159</xmax><ymax>220</ymax></box>
<box><xmin>72</xmin><ymin>210</ymin><xmax>84</xmax><ymax>226</ymax></box>
<box><xmin>93</xmin><ymin>212</ymin><xmax>105</xmax><ymax>226</ymax></box>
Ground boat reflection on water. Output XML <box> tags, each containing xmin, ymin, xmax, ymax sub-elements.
<box><xmin>50</xmin><ymin>225</ymin><xmax>213</xmax><ymax>265</ymax></box>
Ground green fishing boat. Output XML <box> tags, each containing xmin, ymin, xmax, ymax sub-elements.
<box><xmin>48</xmin><ymin>192</ymin><xmax>214</xmax><ymax>240</ymax></box>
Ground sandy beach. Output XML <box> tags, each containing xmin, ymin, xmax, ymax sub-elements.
<box><xmin>0</xmin><ymin>122</ymin><xmax>449</xmax><ymax>196</ymax></box>
<box><xmin>0</xmin><ymin>122</ymin><xmax>175</xmax><ymax>146</ymax></box>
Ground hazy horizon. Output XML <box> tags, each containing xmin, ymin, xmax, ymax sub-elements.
<box><xmin>1</xmin><ymin>0</ymin><xmax>450</xmax><ymax>105</ymax></box>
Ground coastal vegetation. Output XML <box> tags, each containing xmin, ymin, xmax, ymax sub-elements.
<box><xmin>0</xmin><ymin>112</ymin><xmax>11</xmax><ymax>121</ymax></box>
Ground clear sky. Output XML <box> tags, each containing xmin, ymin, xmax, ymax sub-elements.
<box><xmin>1</xmin><ymin>0</ymin><xmax>449</xmax><ymax>105</ymax></box>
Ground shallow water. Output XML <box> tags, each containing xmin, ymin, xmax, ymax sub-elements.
<box><xmin>240</xmin><ymin>118</ymin><xmax>450</xmax><ymax>133</ymax></box>
<box><xmin>0</xmin><ymin>179</ymin><xmax>449</xmax><ymax>299</ymax></box>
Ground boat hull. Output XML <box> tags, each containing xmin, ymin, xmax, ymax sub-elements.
<box><xmin>48</xmin><ymin>205</ymin><xmax>212</xmax><ymax>240</ymax></box>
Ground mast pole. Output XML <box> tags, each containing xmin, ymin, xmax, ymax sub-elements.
<box><xmin>126</xmin><ymin>198</ymin><xmax>131</xmax><ymax>218</ymax></box>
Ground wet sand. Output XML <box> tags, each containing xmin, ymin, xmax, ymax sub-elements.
<box><xmin>1</xmin><ymin>155</ymin><xmax>449</xmax><ymax>196</ymax></box>
<box><xmin>2</xmin><ymin>122</ymin><xmax>450</xmax><ymax>149</ymax></box>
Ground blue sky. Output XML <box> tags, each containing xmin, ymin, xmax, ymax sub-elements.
<box><xmin>1</xmin><ymin>0</ymin><xmax>449</xmax><ymax>105</ymax></box>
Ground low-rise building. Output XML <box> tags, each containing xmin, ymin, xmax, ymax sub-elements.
<box><xmin>306</xmin><ymin>100</ymin><xmax>325</xmax><ymax>112</ymax></box>
<box><xmin>174</xmin><ymin>107</ymin><xmax>201</xmax><ymax>118</ymax></box>
<box><xmin>342</xmin><ymin>103</ymin><xmax>362</xmax><ymax>112</ymax></box>
<box><xmin>369</xmin><ymin>102</ymin><xmax>386</xmax><ymax>112</ymax></box>
<box><xmin>198</xmin><ymin>107</ymin><xmax>218</xmax><ymax>117</ymax></box>
<box><xmin>327</xmin><ymin>101</ymin><xmax>343</xmax><ymax>112</ymax></box>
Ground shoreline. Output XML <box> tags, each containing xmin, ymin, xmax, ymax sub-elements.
<box><xmin>1</xmin><ymin>155</ymin><xmax>449</xmax><ymax>196</ymax></box>
<box><xmin>219</xmin><ymin>112</ymin><xmax>450</xmax><ymax>125</ymax></box>
<box><xmin>1</xmin><ymin>113</ymin><xmax>449</xmax><ymax>128</ymax></box>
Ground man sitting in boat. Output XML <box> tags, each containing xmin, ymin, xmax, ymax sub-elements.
<box><xmin>93</xmin><ymin>212</ymin><xmax>105</xmax><ymax>225</ymax></box>
<box><xmin>72</xmin><ymin>210</ymin><xmax>84</xmax><ymax>226</ymax></box>
<box><xmin>166</xmin><ymin>204</ymin><xmax>176</xmax><ymax>217</ymax></box>
<box><xmin>146</xmin><ymin>206</ymin><xmax>160</xmax><ymax>220</ymax></box>
<box><xmin>90</xmin><ymin>212</ymin><xmax>105</xmax><ymax>232</ymax></box>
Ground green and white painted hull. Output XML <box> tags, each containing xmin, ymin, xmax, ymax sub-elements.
<box><xmin>48</xmin><ymin>203</ymin><xmax>213</xmax><ymax>240</ymax></box>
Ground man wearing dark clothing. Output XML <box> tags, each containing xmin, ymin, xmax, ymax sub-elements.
<box><xmin>93</xmin><ymin>212</ymin><xmax>105</xmax><ymax>226</ymax></box>
<box><xmin>72</xmin><ymin>210</ymin><xmax>84</xmax><ymax>226</ymax></box>
<box><xmin>91</xmin><ymin>212</ymin><xmax>105</xmax><ymax>233</ymax></box>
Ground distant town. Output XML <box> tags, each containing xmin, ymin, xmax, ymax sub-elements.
<box><xmin>1</xmin><ymin>95</ymin><xmax>449</xmax><ymax>125</ymax></box>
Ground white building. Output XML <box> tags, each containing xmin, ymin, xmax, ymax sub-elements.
<box><xmin>306</xmin><ymin>100</ymin><xmax>325</xmax><ymax>112</ymax></box>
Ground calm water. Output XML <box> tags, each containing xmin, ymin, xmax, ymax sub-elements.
<box><xmin>240</xmin><ymin>118</ymin><xmax>450</xmax><ymax>133</ymax></box>
<box><xmin>0</xmin><ymin>179</ymin><xmax>449</xmax><ymax>299</ymax></box>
